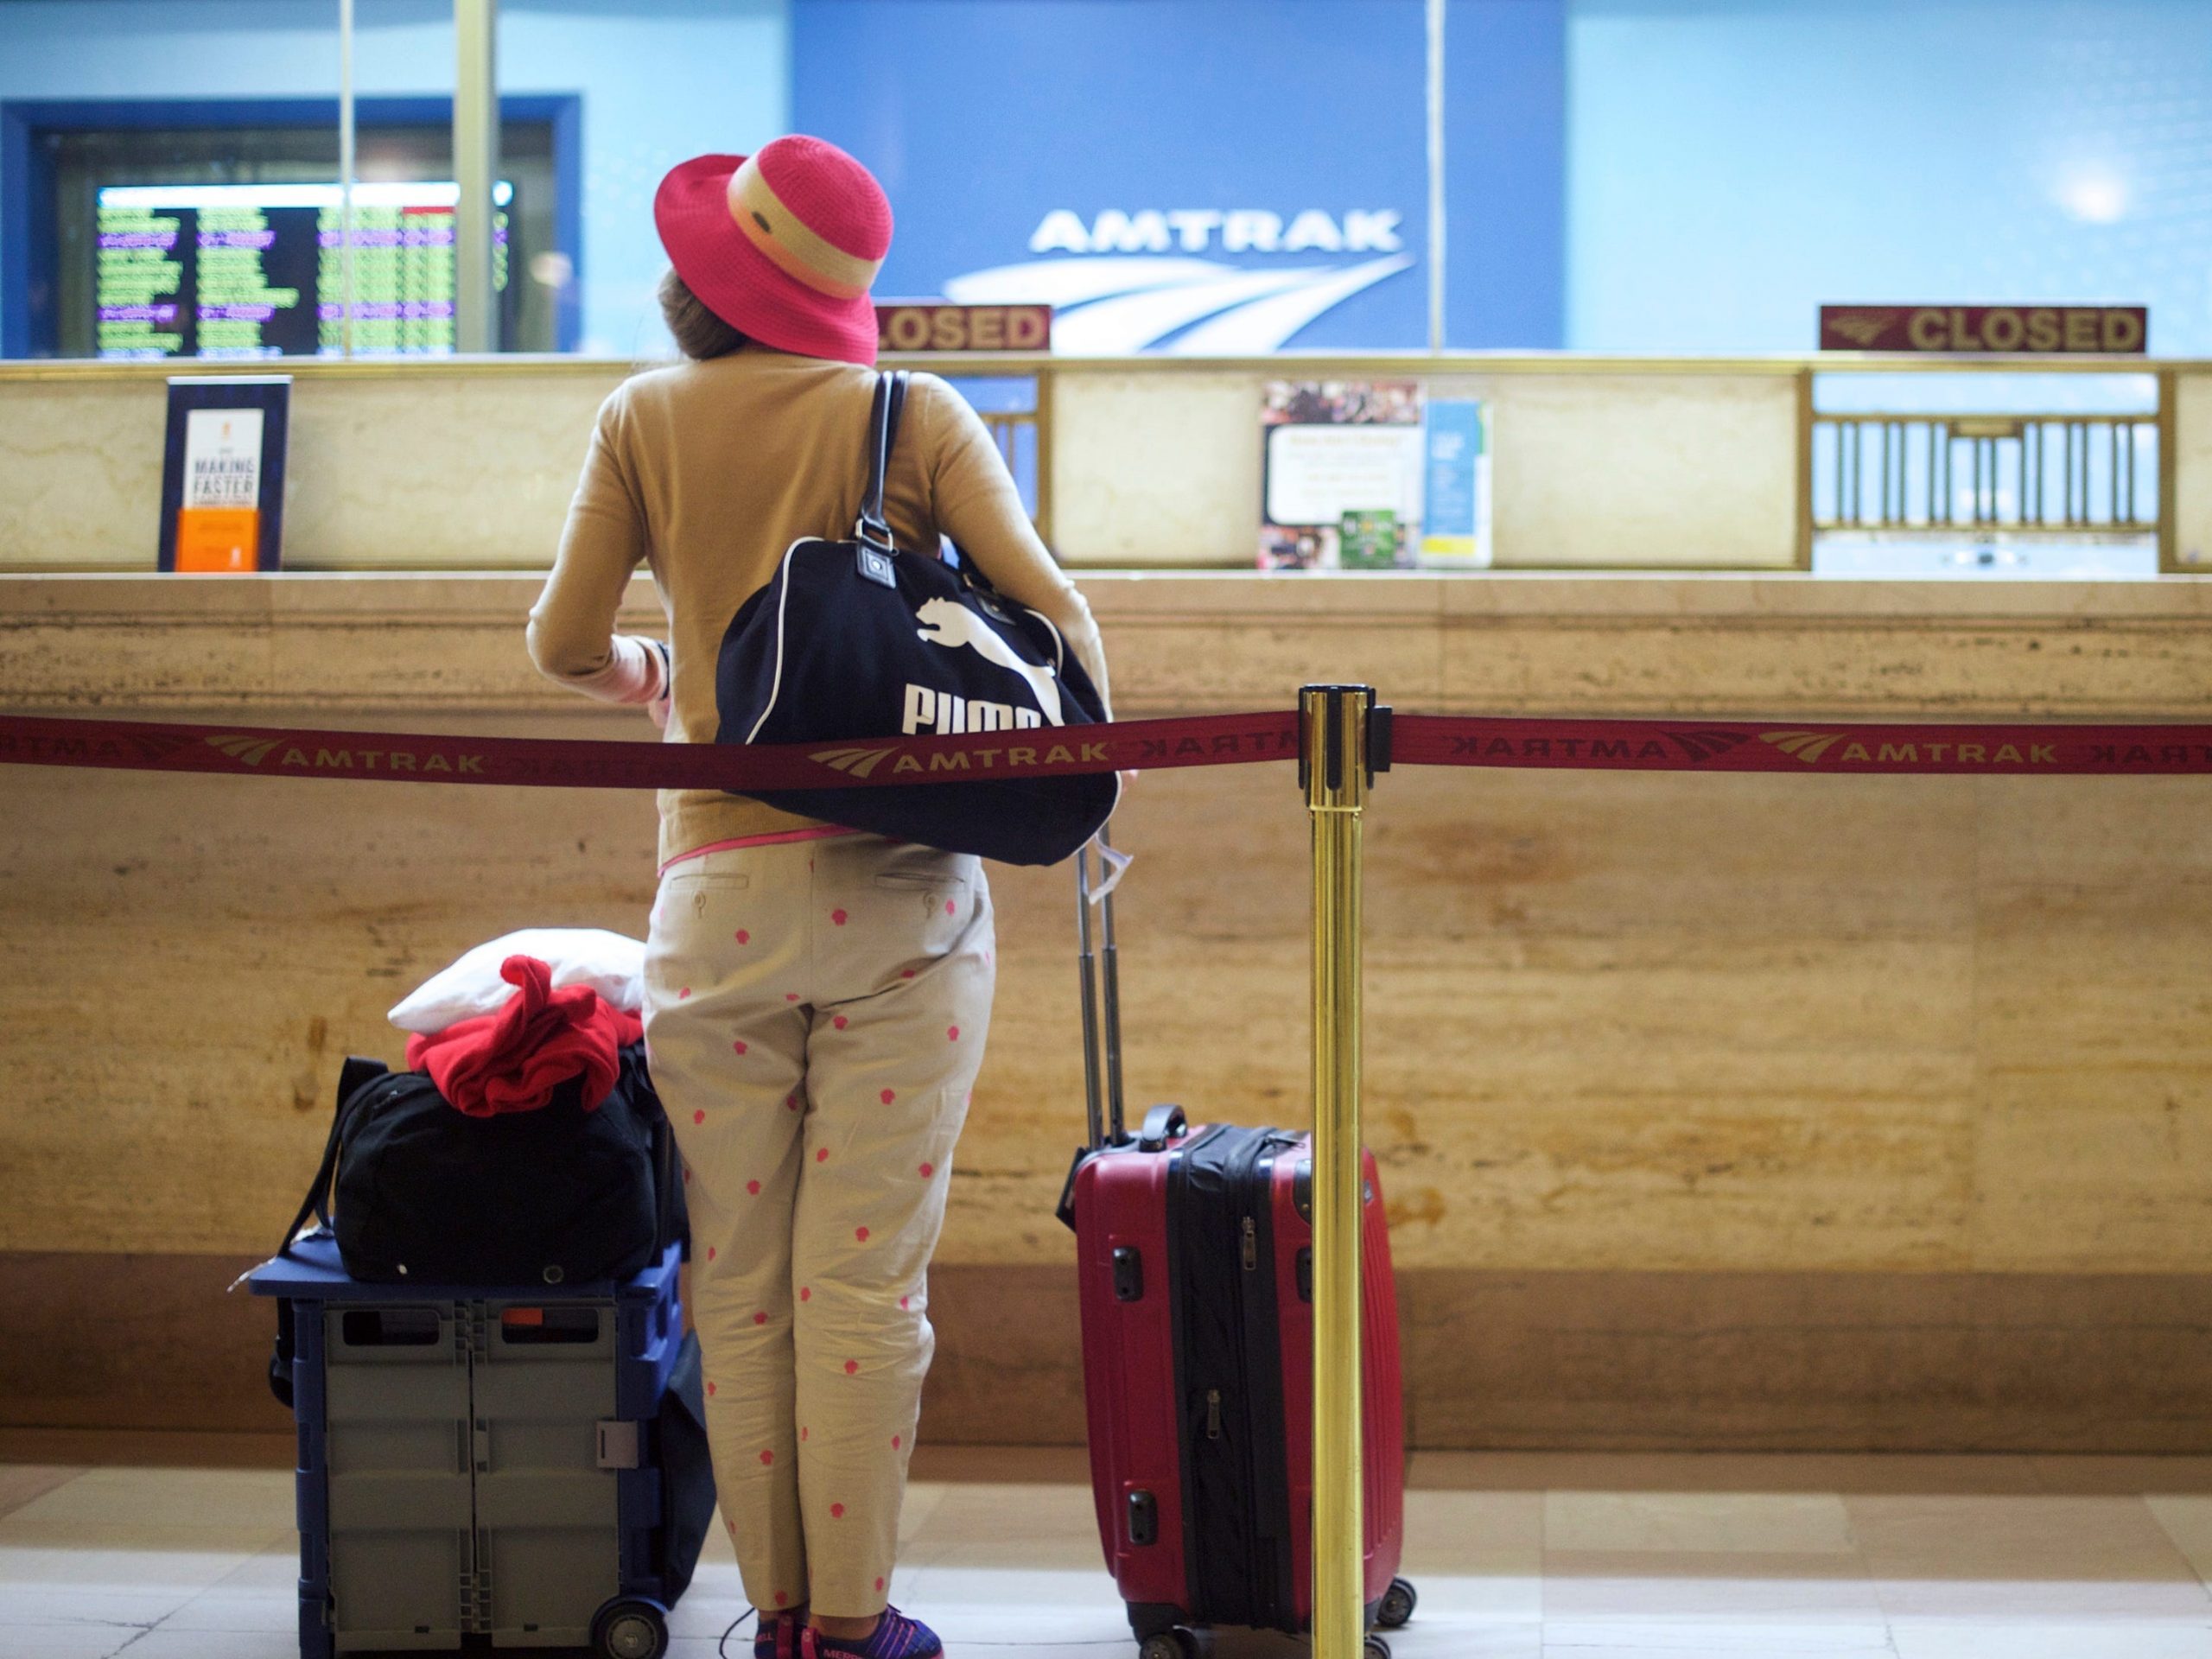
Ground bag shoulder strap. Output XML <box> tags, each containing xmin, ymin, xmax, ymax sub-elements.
<box><xmin>855</xmin><ymin>369</ymin><xmax>912</xmax><ymax>550</ymax></box>
<box><xmin>276</xmin><ymin>1056</ymin><xmax>391</xmax><ymax>1260</ymax></box>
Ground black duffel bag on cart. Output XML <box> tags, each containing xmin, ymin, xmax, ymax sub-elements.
<box><xmin>713</xmin><ymin>369</ymin><xmax>1118</xmax><ymax>866</ymax></box>
<box><xmin>274</xmin><ymin>1045</ymin><xmax>683</xmax><ymax>1289</ymax></box>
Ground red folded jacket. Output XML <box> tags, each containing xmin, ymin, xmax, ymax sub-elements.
<box><xmin>404</xmin><ymin>954</ymin><xmax>645</xmax><ymax>1116</ymax></box>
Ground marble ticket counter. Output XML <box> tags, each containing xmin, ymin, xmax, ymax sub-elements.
<box><xmin>4</xmin><ymin>570</ymin><xmax>2211</xmax><ymax>1453</ymax></box>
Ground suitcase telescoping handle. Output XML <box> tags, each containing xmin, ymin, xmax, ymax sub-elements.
<box><xmin>1074</xmin><ymin>827</ymin><xmax>1127</xmax><ymax>1151</ymax></box>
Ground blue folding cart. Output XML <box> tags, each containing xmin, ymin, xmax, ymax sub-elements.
<box><xmin>251</xmin><ymin>1231</ymin><xmax>711</xmax><ymax>1659</ymax></box>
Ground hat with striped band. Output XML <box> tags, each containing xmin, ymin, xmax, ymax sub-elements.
<box><xmin>654</xmin><ymin>136</ymin><xmax>893</xmax><ymax>366</ymax></box>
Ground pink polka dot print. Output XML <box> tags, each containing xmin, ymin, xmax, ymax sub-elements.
<box><xmin>692</xmin><ymin>1109</ymin><xmax>705</xmax><ymax>1125</ymax></box>
<box><xmin>785</xmin><ymin>1093</ymin><xmax>800</xmax><ymax>1111</ymax></box>
<box><xmin>706</xmin><ymin>1246</ymin><xmax>717</xmax><ymax>1262</ymax></box>
<box><xmin>833</xmin><ymin>1015</ymin><xmax>848</xmax><ymax>1030</ymax></box>
<box><xmin>945</xmin><ymin>899</ymin><xmax>956</xmax><ymax>915</ymax></box>
<box><xmin>707</xmin><ymin>1380</ymin><xmax>717</xmax><ymax>1396</ymax></box>
<box><xmin>753</xmin><ymin>1312</ymin><xmax>767</xmax><ymax>1325</ymax></box>
<box><xmin>830</xmin><ymin>1503</ymin><xmax>846</xmax><ymax>1519</ymax></box>
<box><xmin>760</xmin><ymin>1449</ymin><xmax>773</xmax><ymax>1465</ymax></box>
<box><xmin>876</xmin><ymin>1576</ymin><xmax>886</xmax><ymax>1592</ymax></box>
<box><xmin>775</xmin><ymin>1592</ymin><xmax>789</xmax><ymax>1608</ymax></box>
<box><xmin>880</xmin><ymin>1089</ymin><xmax>896</xmax><ymax>1104</ymax></box>
<box><xmin>677</xmin><ymin>987</ymin><xmax>691</xmax><ymax>1001</ymax></box>
<box><xmin>817</xmin><ymin>1147</ymin><xmax>830</xmax><ymax>1163</ymax></box>
<box><xmin>801</xmin><ymin>1426</ymin><xmax>810</xmax><ymax>1440</ymax></box>
<box><xmin>831</xmin><ymin>908</ymin><xmax>848</xmax><ymax>925</ymax></box>
<box><xmin>900</xmin><ymin>969</ymin><xmax>915</xmax><ymax>980</ymax></box>
<box><xmin>899</xmin><ymin>1295</ymin><xmax>910</xmax><ymax>1310</ymax></box>
<box><xmin>918</xmin><ymin>1162</ymin><xmax>934</xmax><ymax>1178</ymax></box>
<box><xmin>732</xmin><ymin>1039</ymin><xmax>747</xmax><ymax>1055</ymax></box>
<box><xmin>948</xmin><ymin>1025</ymin><xmax>960</xmax><ymax>1041</ymax></box>
<box><xmin>800</xmin><ymin>1287</ymin><xmax>811</xmax><ymax>1302</ymax></box>
<box><xmin>843</xmin><ymin>1359</ymin><xmax>859</xmax><ymax>1376</ymax></box>
<box><xmin>747</xmin><ymin>1179</ymin><xmax>761</xmax><ymax>1196</ymax></box>
<box><xmin>892</xmin><ymin>1433</ymin><xmax>902</xmax><ymax>1450</ymax></box>
<box><xmin>855</xmin><ymin>1226</ymin><xmax>870</xmax><ymax>1243</ymax></box>
<box><xmin>735</xmin><ymin>930</ymin><xmax>750</xmax><ymax>944</ymax></box>
<box><xmin>785</xmin><ymin>992</ymin><xmax>799</xmax><ymax>1002</ymax></box>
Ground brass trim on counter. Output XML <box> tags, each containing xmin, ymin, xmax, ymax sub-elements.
<box><xmin>3</xmin><ymin>350</ymin><xmax>2202</xmax><ymax>385</ymax></box>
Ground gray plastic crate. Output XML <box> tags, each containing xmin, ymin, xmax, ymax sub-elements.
<box><xmin>254</xmin><ymin>1235</ymin><xmax>697</xmax><ymax>1659</ymax></box>
<box><xmin>323</xmin><ymin>1298</ymin><xmax>625</xmax><ymax>1651</ymax></box>
<box><xmin>324</xmin><ymin>1304</ymin><xmax>474</xmax><ymax>1650</ymax></box>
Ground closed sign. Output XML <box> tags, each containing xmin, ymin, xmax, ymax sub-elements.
<box><xmin>1821</xmin><ymin>304</ymin><xmax>2146</xmax><ymax>353</ymax></box>
<box><xmin>875</xmin><ymin>302</ymin><xmax>1052</xmax><ymax>353</ymax></box>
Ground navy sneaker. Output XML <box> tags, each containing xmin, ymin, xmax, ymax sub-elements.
<box><xmin>798</xmin><ymin>1608</ymin><xmax>942</xmax><ymax>1659</ymax></box>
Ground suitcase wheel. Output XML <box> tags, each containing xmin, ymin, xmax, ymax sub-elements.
<box><xmin>1137</xmin><ymin>1630</ymin><xmax>1198</xmax><ymax>1659</ymax></box>
<box><xmin>591</xmin><ymin>1596</ymin><xmax>669</xmax><ymax>1659</ymax></box>
<box><xmin>1364</xmin><ymin>1638</ymin><xmax>1391</xmax><ymax>1659</ymax></box>
<box><xmin>1378</xmin><ymin>1575</ymin><xmax>1418</xmax><ymax>1628</ymax></box>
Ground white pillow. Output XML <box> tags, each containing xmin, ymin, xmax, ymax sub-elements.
<box><xmin>388</xmin><ymin>928</ymin><xmax>646</xmax><ymax>1034</ymax></box>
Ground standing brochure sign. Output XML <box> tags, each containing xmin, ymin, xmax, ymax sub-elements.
<box><xmin>158</xmin><ymin>376</ymin><xmax>290</xmax><ymax>572</ymax></box>
<box><xmin>1418</xmin><ymin>399</ymin><xmax>1491</xmax><ymax>568</ymax></box>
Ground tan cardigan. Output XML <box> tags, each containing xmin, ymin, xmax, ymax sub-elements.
<box><xmin>529</xmin><ymin>349</ymin><xmax>1109</xmax><ymax>867</ymax></box>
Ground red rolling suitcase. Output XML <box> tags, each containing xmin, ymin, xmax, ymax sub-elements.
<box><xmin>1056</xmin><ymin>838</ymin><xmax>1414</xmax><ymax>1659</ymax></box>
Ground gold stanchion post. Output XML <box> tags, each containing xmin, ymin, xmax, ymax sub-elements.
<box><xmin>1302</xmin><ymin>683</ymin><xmax>1374</xmax><ymax>1659</ymax></box>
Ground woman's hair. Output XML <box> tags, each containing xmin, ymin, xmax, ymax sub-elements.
<box><xmin>658</xmin><ymin>268</ymin><xmax>747</xmax><ymax>359</ymax></box>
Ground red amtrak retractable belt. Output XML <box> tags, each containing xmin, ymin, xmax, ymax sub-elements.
<box><xmin>4</xmin><ymin>709</ymin><xmax>2212</xmax><ymax>785</ymax></box>
<box><xmin>1394</xmin><ymin>715</ymin><xmax>2212</xmax><ymax>775</ymax></box>
<box><xmin>0</xmin><ymin>710</ymin><xmax>1303</xmax><ymax>791</ymax></box>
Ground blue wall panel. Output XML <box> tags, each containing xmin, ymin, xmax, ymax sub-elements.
<box><xmin>1567</xmin><ymin>0</ymin><xmax>2212</xmax><ymax>354</ymax></box>
<box><xmin>792</xmin><ymin>0</ymin><xmax>1567</xmax><ymax>351</ymax></box>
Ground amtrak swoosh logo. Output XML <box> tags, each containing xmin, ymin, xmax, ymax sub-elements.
<box><xmin>1760</xmin><ymin>730</ymin><xmax>1847</xmax><ymax>763</ymax></box>
<box><xmin>206</xmin><ymin>734</ymin><xmax>283</xmax><ymax>766</ymax></box>
<box><xmin>810</xmin><ymin>745</ymin><xmax>898</xmax><ymax>779</ymax></box>
<box><xmin>943</xmin><ymin>253</ymin><xmax>1415</xmax><ymax>354</ymax></box>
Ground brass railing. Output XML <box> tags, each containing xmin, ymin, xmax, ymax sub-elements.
<box><xmin>1796</xmin><ymin>365</ymin><xmax>2178</xmax><ymax>569</ymax></box>
<box><xmin>1812</xmin><ymin>411</ymin><xmax>2162</xmax><ymax>535</ymax></box>
<box><xmin>976</xmin><ymin>404</ymin><xmax>1052</xmax><ymax>544</ymax></box>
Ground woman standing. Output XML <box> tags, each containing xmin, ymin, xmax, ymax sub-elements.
<box><xmin>528</xmin><ymin>136</ymin><xmax>1110</xmax><ymax>1659</ymax></box>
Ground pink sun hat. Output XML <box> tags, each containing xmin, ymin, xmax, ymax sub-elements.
<box><xmin>653</xmin><ymin>135</ymin><xmax>893</xmax><ymax>366</ymax></box>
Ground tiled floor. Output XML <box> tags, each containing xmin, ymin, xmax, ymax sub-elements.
<box><xmin>5</xmin><ymin>1447</ymin><xmax>2212</xmax><ymax>1656</ymax></box>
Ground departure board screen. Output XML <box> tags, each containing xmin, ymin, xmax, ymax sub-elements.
<box><xmin>95</xmin><ymin>181</ymin><xmax>511</xmax><ymax>359</ymax></box>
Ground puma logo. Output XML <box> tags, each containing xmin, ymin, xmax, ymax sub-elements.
<box><xmin>914</xmin><ymin>597</ymin><xmax>1062</xmax><ymax>727</ymax></box>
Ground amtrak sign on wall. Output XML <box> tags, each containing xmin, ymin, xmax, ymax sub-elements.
<box><xmin>941</xmin><ymin>208</ymin><xmax>1416</xmax><ymax>354</ymax></box>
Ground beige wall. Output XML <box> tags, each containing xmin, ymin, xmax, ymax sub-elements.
<box><xmin>5</xmin><ymin>350</ymin><xmax>2212</xmax><ymax>1443</ymax></box>
<box><xmin>6</xmin><ymin>353</ymin><xmax>2200</xmax><ymax>574</ymax></box>
<box><xmin>1047</xmin><ymin>365</ymin><xmax>1802</xmax><ymax>569</ymax></box>
<box><xmin>6</xmin><ymin>573</ymin><xmax>2211</xmax><ymax>1276</ymax></box>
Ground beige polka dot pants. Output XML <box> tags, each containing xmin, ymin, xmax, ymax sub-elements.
<box><xmin>643</xmin><ymin>833</ymin><xmax>994</xmax><ymax>1618</ymax></box>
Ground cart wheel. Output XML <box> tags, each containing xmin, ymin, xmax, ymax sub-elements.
<box><xmin>1137</xmin><ymin>1630</ymin><xmax>1197</xmax><ymax>1659</ymax></box>
<box><xmin>1378</xmin><ymin>1576</ymin><xmax>1418</xmax><ymax>1628</ymax></box>
<box><xmin>591</xmin><ymin>1597</ymin><xmax>669</xmax><ymax>1659</ymax></box>
<box><xmin>1363</xmin><ymin>1637</ymin><xmax>1391</xmax><ymax>1659</ymax></box>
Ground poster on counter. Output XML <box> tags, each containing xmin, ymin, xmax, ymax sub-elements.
<box><xmin>1419</xmin><ymin>398</ymin><xmax>1492</xmax><ymax>568</ymax></box>
<box><xmin>1258</xmin><ymin>380</ymin><xmax>1423</xmax><ymax>569</ymax></box>
<box><xmin>158</xmin><ymin>375</ymin><xmax>290</xmax><ymax>573</ymax></box>
<box><xmin>1257</xmin><ymin>380</ymin><xmax>1488</xmax><ymax>569</ymax></box>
